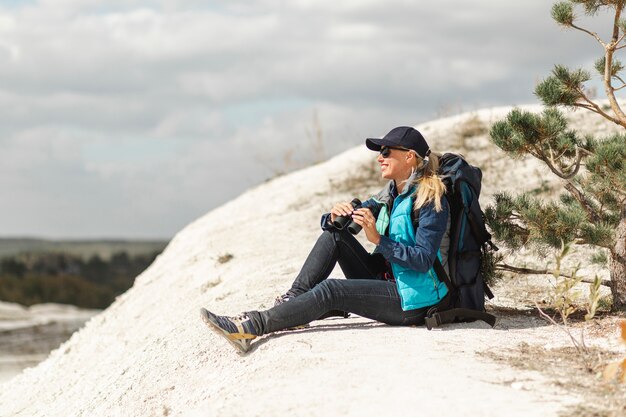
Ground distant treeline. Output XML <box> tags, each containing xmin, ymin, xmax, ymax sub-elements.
<box><xmin>0</xmin><ymin>238</ymin><xmax>168</xmax><ymax>260</ymax></box>
<box><xmin>0</xmin><ymin>251</ymin><xmax>161</xmax><ymax>309</ymax></box>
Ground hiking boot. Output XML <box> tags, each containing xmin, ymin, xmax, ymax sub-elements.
<box><xmin>200</xmin><ymin>308</ymin><xmax>257</xmax><ymax>354</ymax></box>
<box><xmin>274</xmin><ymin>293</ymin><xmax>350</xmax><ymax>321</ymax></box>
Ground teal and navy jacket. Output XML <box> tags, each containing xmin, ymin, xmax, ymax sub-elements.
<box><xmin>321</xmin><ymin>177</ymin><xmax>449</xmax><ymax>311</ymax></box>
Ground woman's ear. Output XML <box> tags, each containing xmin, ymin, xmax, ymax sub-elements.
<box><xmin>407</xmin><ymin>151</ymin><xmax>422</xmax><ymax>170</ymax></box>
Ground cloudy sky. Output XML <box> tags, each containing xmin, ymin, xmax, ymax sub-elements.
<box><xmin>0</xmin><ymin>0</ymin><xmax>610</xmax><ymax>239</ymax></box>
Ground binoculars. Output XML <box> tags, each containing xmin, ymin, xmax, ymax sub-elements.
<box><xmin>332</xmin><ymin>198</ymin><xmax>364</xmax><ymax>235</ymax></box>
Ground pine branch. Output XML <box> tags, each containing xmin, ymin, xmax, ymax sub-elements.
<box><xmin>573</xmin><ymin>102</ymin><xmax>623</xmax><ymax>124</ymax></box>
<box><xmin>564</xmin><ymin>181</ymin><xmax>602</xmax><ymax>224</ymax></box>
<box><xmin>610</xmin><ymin>1</ymin><xmax>623</xmax><ymax>44</ymax></box>
<box><xmin>540</xmin><ymin>146</ymin><xmax>583</xmax><ymax>179</ymax></box>
<box><xmin>573</xmin><ymin>103</ymin><xmax>595</xmax><ymax>111</ymax></box>
<box><xmin>602</xmin><ymin>5</ymin><xmax>626</xmax><ymax>125</ymax></box>
<box><xmin>554</xmin><ymin>147</ymin><xmax>569</xmax><ymax>161</ymax></box>
<box><xmin>496</xmin><ymin>263</ymin><xmax>611</xmax><ymax>287</ymax></box>
<box><xmin>562</xmin><ymin>145</ymin><xmax>585</xmax><ymax>172</ymax></box>
<box><xmin>574</xmin><ymin>85</ymin><xmax>624</xmax><ymax>124</ymax></box>
<box><xmin>570</xmin><ymin>22</ymin><xmax>607</xmax><ymax>47</ymax></box>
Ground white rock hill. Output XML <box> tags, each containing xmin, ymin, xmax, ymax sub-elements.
<box><xmin>0</xmin><ymin>106</ymin><xmax>620</xmax><ymax>417</ymax></box>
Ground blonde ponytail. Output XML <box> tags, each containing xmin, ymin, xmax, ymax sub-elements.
<box><xmin>411</xmin><ymin>152</ymin><xmax>446</xmax><ymax>212</ymax></box>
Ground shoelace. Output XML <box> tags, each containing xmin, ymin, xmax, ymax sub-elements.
<box><xmin>276</xmin><ymin>294</ymin><xmax>290</xmax><ymax>303</ymax></box>
<box><xmin>231</xmin><ymin>313</ymin><xmax>249</xmax><ymax>322</ymax></box>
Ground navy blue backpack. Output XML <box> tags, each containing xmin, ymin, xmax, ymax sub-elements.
<box><xmin>425</xmin><ymin>153</ymin><xmax>498</xmax><ymax>330</ymax></box>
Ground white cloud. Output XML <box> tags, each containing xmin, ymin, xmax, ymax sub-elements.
<box><xmin>0</xmin><ymin>0</ymin><xmax>605</xmax><ymax>238</ymax></box>
<box><xmin>177</xmin><ymin>71</ymin><xmax>267</xmax><ymax>102</ymax></box>
<box><xmin>327</xmin><ymin>23</ymin><xmax>381</xmax><ymax>42</ymax></box>
<box><xmin>152</xmin><ymin>109</ymin><xmax>224</xmax><ymax>138</ymax></box>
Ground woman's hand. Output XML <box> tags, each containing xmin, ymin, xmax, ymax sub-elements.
<box><xmin>330</xmin><ymin>201</ymin><xmax>358</xmax><ymax>223</ymax></box>
<box><xmin>351</xmin><ymin>208</ymin><xmax>381</xmax><ymax>245</ymax></box>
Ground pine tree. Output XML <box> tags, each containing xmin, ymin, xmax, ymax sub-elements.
<box><xmin>487</xmin><ymin>0</ymin><xmax>626</xmax><ymax>310</ymax></box>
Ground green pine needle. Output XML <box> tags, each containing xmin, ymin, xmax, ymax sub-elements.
<box><xmin>586</xmin><ymin>134</ymin><xmax>626</xmax><ymax>191</ymax></box>
<box><xmin>489</xmin><ymin>107</ymin><xmax>584</xmax><ymax>171</ymax></box>
<box><xmin>552</xmin><ymin>2</ymin><xmax>575</xmax><ymax>26</ymax></box>
<box><xmin>594</xmin><ymin>57</ymin><xmax>624</xmax><ymax>77</ymax></box>
<box><xmin>489</xmin><ymin>120</ymin><xmax>525</xmax><ymax>155</ymax></box>
<box><xmin>559</xmin><ymin>193</ymin><xmax>578</xmax><ymax>207</ymax></box>
<box><xmin>570</xmin><ymin>0</ymin><xmax>603</xmax><ymax>15</ymax></box>
<box><xmin>580</xmin><ymin>222</ymin><xmax>615</xmax><ymax>247</ymax></box>
<box><xmin>581</xmin><ymin>134</ymin><xmax>597</xmax><ymax>153</ymax></box>
<box><xmin>595</xmin><ymin>57</ymin><xmax>605</xmax><ymax>75</ymax></box>
<box><xmin>591</xmin><ymin>250</ymin><xmax>608</xmax><ymax>266</ymax></box>
<box><xmin>535</xmin><ymin>66</ymin><xmax>589</xmax><ymax>107</ymax></box>
<box><xmin>542</xmin><ymin>107</ymin><xmax>569</xmax><ymax>137</ymax></box>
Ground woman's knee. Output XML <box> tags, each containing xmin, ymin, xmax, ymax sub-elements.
<box><xmin>318</xmin><ymin>227</ymin><xmax>345</xmax><ymax>239</ymax></box>
<box><xmin>316</xmin><ymin>229</ymin><xmax>338</xmax><ymax>246</ymax></box>
<box><xmin>311</xmin><ymin>279</ymin><xmax>341</xmax><ymax>306</ymax></box>
<box><xmin>315</xmin><ymin>229</ymin><xmax>351</xmax><ymax>252</ymax></box>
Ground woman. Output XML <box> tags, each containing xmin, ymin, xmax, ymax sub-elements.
<box><xmin>200</xmin><ymin>126</ymin><xmax>450</xmax><ymax>353</ymax></box>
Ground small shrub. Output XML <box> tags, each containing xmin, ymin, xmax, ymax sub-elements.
<box><xmin>591</xmin><ymin>250</ymin><xmax>608</xmax><ymax>267</ymax></box>
<box><xmin>458</xmin><ymin>115</ymin><xmax>488</xmax><ymax>138</ymax></box>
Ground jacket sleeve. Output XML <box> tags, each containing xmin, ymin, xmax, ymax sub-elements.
<box><xmin>374</xmin><ymin>197</ymin><xmax>449</xmax><ymax>272</ymax></box>
<box><xmin>320</xmin><ymin>197</ymin><xmax>381</xmax><ymax>231</ymax></box>
<box><xmin>320</xmin><ymin>213</ymin><xmax>334</xmax><ymax>231</ymax></box>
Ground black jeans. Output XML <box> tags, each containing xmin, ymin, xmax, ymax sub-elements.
<box><xmin>247</xmin><ymin>229</ymin><xmax>430</xmax><ymax>335</ymax></box>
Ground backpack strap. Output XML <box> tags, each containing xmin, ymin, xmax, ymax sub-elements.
<box><xmin>433</xmin><ymin>256</ymin><xmax>453</xmax><ymax>289</ymax></box>
<box><xmin>427</xmin><ymin>257</ymin><xmax>497</xmax><ymax>330</ymax></box>
<box><xmin>425</xmin><ymin>308</ymin><xmax>497</xmax><ymax>330</ymax></box>
<box><xmin>483</xmin><ymin>281</ymin><xmax>495</xmax><ymax>300</ymax></box>
<box><xmin>460</xmin><ymin>189</ymin><xmax>499</xmax><ymax>252</ymax></box>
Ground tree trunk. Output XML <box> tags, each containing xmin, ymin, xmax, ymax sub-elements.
<box><xmin>610</xmin><ymin>205</ymin><xmax>626</xmax><ymax>311</ymax></box>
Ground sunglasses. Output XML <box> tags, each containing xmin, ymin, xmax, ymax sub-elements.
<box><xmin>379</xmin><ymin>146</ymin><xmax>410</xmax><ymax>158</ymax></box>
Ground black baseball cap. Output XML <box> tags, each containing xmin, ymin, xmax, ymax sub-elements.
<box><xmin>366</xmin><ymin>126</ymin><xmax>430</xmax><ymax>158</ymax></box>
